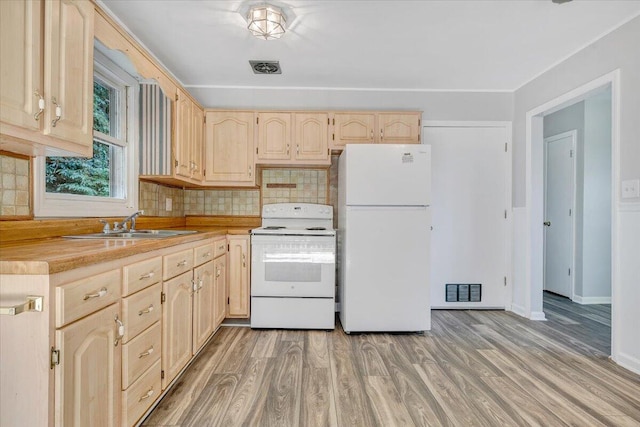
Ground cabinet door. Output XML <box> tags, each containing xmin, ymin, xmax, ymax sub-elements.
<box><xmin>192</xmin><ymin>261</ymin><xmax>215</xmax><ymax>354</ymax></box>
<box><xmin>256</xmin><ymin>112</ymin><xmax>291</xmax><ymax>161</ymax></box>
<box><xmin>162</xmin><ymin>271</ymin><xmax>193</xmax><ymax>389</ymax></box>
<box><xmin>0</xmin><ymin>0</ymin><xmax>42</xmax><ymax>131</ymax></box>
<box><xmin>227</xmin><ymin>235</ymin><xmax>250</xmax><ymax>318</ymax></box>
<box><xmin>43</xmin><ymin>0</ymin><xmax>94</xmax><ymax>154</ymax></box>
<box><xmin>294</xmin><ymin>112</ymin><xmax>330</xmax><ymax>162</ymax></box>
<box><xmin>174</xmin><ymin>89</ymin><xmax>192</xmax><ymax>179</ymax></box>
<box><xmin>332</xmin><ymin>112</ymin><xmax>375</xmax><ymax>146</ymax></box>
<box><xmin>191</xmin><ymin>104</ymin><xmax>204</xmax><ymax>181</ymax></box>
<box><xmin>204</xmin><ymin>111</ymin><xmax>255</xmax><ymax>185</ymax></box>
<box><xmin>214</xmin><ymin>255</ymin><xmax>227</xmax><ymax>328</ymax></box>
<box><xmin>55</xmin><ymin>303</ymin><xmax>121</xmax><ymax>427</ymax></box>
<box><xmin>378</xmin><ymin>113</ymin><xmax>421</xmax><ymax>144</ymax></box>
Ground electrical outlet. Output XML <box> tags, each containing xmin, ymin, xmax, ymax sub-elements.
<box><xmin>621</xmin><ymin>179</ymin><xmax>640</xmax><ymax>199</ymax></box>
<box><xmin>165</xmin><ymin>197</ymin><xmax>173</xmax><ymax>212</ymax></box>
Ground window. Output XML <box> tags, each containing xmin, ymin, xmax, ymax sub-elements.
<box><xmin>35</xmin><ymin>49</ymin><xmax>138</xmax><ymax>217</ymax></box>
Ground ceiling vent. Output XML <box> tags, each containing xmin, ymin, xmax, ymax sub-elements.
<box><xmin>250</xmin><ymin>60</ymin><xmax>282</xmax><ymax>74</ymax></box>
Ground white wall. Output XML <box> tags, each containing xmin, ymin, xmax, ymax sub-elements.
<box><xmin>512</xmin><ymin>16</ymin><xmax>639</xmax><ymax>373</ymax></box>
<box><xmin>188</xmin><ymin>87</ymin><xmax>513</xmax><ymax>122</ymax></box>
<box><xmin>582</xmin><ymin>91</ymin><xmax>612</xmax><ymax>300</ymax></box>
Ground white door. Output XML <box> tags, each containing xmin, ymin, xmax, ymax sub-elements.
<box><xmin>426</xmin><ymin>125</ymin><xmax>510</xmax><ymax>308</ymax></box>
<box><xmin>543</xmin><ymin>131</ymin><xmax>576</xmax><ymax>298</ymax></box>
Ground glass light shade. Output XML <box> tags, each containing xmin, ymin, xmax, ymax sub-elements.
<box><xmin>247</xmin><ymin>5</ymin><xmax>286</xmax><ymax>40</ymax></box>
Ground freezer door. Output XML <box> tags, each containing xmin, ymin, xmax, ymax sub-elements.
<box><xmin>342</xmin><ymin>144</ymin><xmax>430</xmax><ymax>206</ymax></box>
<box><xmin>339</xmin><ymin>206</ymin><xmax>431</xmax><ymax>332</ymax></box>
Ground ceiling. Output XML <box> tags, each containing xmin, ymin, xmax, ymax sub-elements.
<box><xmin>98</xmin><ymin>0</ymin><xmax>640</xmax><ymax>92</ymax></box>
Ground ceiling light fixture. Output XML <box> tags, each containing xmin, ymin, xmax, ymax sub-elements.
<box><xmin>247</xmin><ymin>4</ymin><xmax>287</xmax><ymax>40</ymax></box>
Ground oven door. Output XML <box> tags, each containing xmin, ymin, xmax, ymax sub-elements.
<box><xmin>251</xmin><ymin>234</ymin><xmax>335</xmax><ymax>297</ymax></box>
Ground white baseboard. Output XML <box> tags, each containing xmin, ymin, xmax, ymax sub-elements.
<box><xmin>530</xmin><ymin>311</ymin><xmax>547</xmax><ymax>321</ymax></box>
<box><xmin>572</xmin><ymin>295</ymin><xmax>612</xmax><ymax>305</ymax></box>
<box><xmin>509</xmin><ymin>303</ymin><xmax>527</xmax><ymax>317</ymax></box>
<box><xmin>613</xmin><ymin>352</ymin><xmax>640</xmax><ymax>375</ymax></box>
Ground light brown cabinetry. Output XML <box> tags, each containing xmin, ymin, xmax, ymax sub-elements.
<box><xmin>120</xmin><ymin>255</ymin><xmax>162</xmax><ymax>427</ymax></box>
<box><xmin>227</xmin><ymin>235</ymin><xmax>250</xmax><ymax>318</ymax></box>
<box><xmin>330</xmin><ymin>111</ymin><xmax>421</xmax><ymax>148</ymax></box>
<box><xmin>0</xmin><ymin>234</ymin><xmax>242</xmax><ymax>426</ymax></box>
<box><xmin>174</xmin><ymin>89</ymin><xmax>204</xmax><ymax>184</ymax></box>
<box><xmin>192</xmin><ymin>244</ymin><xmax>215</xmax><ymax>353</ymax></box>
<box><xmin>204</xmin><ymin>111</ymin><xmax>256</xmax><ymax>186</ymax></box>
<box><xmin>161</xmin><ymin>270</ymin><xmax>193</xmax><ymax>389</ymax></box>
<box><xmin>55</xmin><ymin>302</ymin><xmax>122</xmax><ymax>427</ymax></box>
<box><xmin>0</xmin><ymin>0</ymin><xmax>95</xmax><ymax>157</ymax></box>
<box><xmin>256</xmin><ymin>112</ymin><xmax>330</xmax><ymax>165</ymax></box>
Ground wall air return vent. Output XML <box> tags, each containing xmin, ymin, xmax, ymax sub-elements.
<box><xmin>249</xmin><ymin>60</ymin><xmax>282</xmax><ymax>74</ymax></box>
<box><xmin>446</xmin><ymin>284</ymin><xmax>482</xmax><ymax>302</ymax></box>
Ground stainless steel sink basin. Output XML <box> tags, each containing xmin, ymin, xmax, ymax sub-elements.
<box><xmin>63</xmin><ymin>230</ymin><xmax>199</xmax><ymax>239</ymax></box>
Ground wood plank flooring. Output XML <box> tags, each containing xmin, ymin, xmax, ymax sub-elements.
<box><xmin>143</xmin><ymin>295</ymin><xmax>639</xmax><ymax>427</ymax></box>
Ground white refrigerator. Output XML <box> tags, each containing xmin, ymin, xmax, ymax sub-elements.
<box><xmin>338</xmin><ymin>144</ymin><xmax>431</xmax><ymax>333</ymax></box>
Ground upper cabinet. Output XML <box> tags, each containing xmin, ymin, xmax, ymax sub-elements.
<box><xmin>330</xmin><ymin>111</ymin><xmax>421</xmax><ymax>148</ymax></box>
<box><xmin>256</xmin><ymin>112</ymin><xmax>330</xmax><ymax>165</ymax></box>
<box><xmin>204</xmin><ymin>111</ymin><xmax>256</xmax><ymax>186</ymax></box>
<box><xmin>0</xmin><ymin>0</ymin><xmax>94</xmax><ymax>157</ymax></box>
<box><xmin>174</xmin><ymin>89</ymin><xmax>204</xmax><ymax>184</ymax></box>
<box><xmin>332</xmin><ymin>113</ymin><xmax>376</xmax><ymax>145</ymax></box>
<box><xmin>377</xmin><ymin>112</ymin><xmax>421</xmax><ymax>144</ymax></box>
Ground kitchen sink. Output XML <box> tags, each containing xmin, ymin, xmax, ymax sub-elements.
<box><xmin>63</xmin><ymin>230</ymin><xmax>199</xmax><ymax>239</ymax></box>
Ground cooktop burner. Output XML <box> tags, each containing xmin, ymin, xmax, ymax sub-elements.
<box><xmin>305</xmin><ymin>227</ymin><xmax>326</xmax><ymax>231</ymax></box>
<box><xmin>264</xmin><ymin>226</ymin><xmax>286</xmax><ymax>230</ymax></box>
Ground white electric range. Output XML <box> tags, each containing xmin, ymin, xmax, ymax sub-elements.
<box><xmin>250</xmin><ymin>203</ymin><xmax>336</xmax><ymax>329</ymax></box>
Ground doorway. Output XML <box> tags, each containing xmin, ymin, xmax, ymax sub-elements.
<box><xmin>526</xmin><ymin>71</ymin><xmax>617</xmax><ymax>357</ymax></box>
<box><xmin>543</xmin><ymin>130</ymin><xmax>576</xmax><ymax>299</ymax></box>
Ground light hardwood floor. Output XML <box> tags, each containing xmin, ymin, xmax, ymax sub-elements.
<box><xmin>143</xmin><ymin>295</ymin><xmax>639</xmax><ymax>426</ymax></box>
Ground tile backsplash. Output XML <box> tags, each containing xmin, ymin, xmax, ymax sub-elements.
<box><xmin>261</xmin><ymin>168</ymin><xmax>328</xmax><ymax>205</ymax></box>
<box><xmin>184</xmin><ymin>189</ymin><xmax>260</xmax><ymax>216</ymax></box>
<box><xmin>0</xmin><ymin>154</ymin><xmax>30</xmax><ymax>217</ymax></box>
<box><xmin>139</xmin><ymin>181</ymin><xmax>184</xmax><ymax>217</ymax></box>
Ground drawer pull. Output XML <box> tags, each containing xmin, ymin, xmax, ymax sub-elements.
<box><xmin>114</xmin><ymin>315</ymin><xmax>125</xmax><ymax>347</ymax></box>
<box><xmin>177</xmin><ymin>260</ymin><xmax>187</xmax><ymax>267</ymax></box>
<box><xmin>0</xmin><ymin>295</ymin><xmax>43</xmax><ymax>316</ymax></box>
<box><xmin>139</xmin><ymin>387</ymin><xmax>154</xmax><ymax>402</ymax></box>
<box><xmin>202</xmin><ymin>252</ymin><xmax>211</xmax><ymax>258</ymax></box>
<box><xmin>218</xmin><ymin>245</ymin><xmax>225</xmax><ymax>251</ymax></box>
<box><xmin>138</xmin><ymin>346</ymin><xmax>154</xmax><ymax>358</ymax></box>
<box><xmin>83</xmin><ymin>287</ymin><xmax>107</xmax><ymax>301</ymax></box>
<box><xmin>138</xmin><ymin>304</ymin><xmax>154</xmax><ymax>316</ymax></box>
<box><xmin>139</xmin><ymin>272</ymin><xmax>155</xmax><ymax>280</ymax></box>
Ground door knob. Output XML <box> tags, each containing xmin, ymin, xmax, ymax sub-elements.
<box><xmin>543</xmin><ymin>221</ymin><xmax>551</xmax><ymax>226</ymax></box>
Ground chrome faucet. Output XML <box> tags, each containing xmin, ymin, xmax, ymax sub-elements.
<box><xmin>113</xmin><ymin>210</ymin><xmax>144</xmax><ymax>232</ymax></box>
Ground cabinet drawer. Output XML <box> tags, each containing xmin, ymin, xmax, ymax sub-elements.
<box><xmin>123</xmin><ymin>359</ymin><xmax>161</xmax><ymax>427</ymax></box>
<box><xmin>213</xmin><ymin>238</ymin><xmax>227</xmax><ymax>259</ymax></box>
<box><xmin>122</xmin><ymin>322</ymin><xmax>161</xmax><ymax>389</ymax></box>
<box><xmin>194</xmin><ymin>242</ymin><xmax>215</xmax><ymax>267</ymax></box>
<box><xmin>163</xmin><ymin>249</ymin><xmax>194</xmax><ymax>280</ymax></box>
<box><xmin>122</xmin><ymin>283</ymin><xmax>161</xmax><ymax>343</ymax></box>
<box><xmin>56</xmin><ymin>269</ymin><xmax>120</xmax><ymax>327</ymax></box>
<box><xmin>123</xmin><ymin>256</ymin><xmax>162</xmax><ymax>296</ymax></box>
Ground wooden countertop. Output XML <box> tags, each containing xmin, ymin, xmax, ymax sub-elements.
<box><xmin>0</xmin><ymin>227</ymin><xmax>253</xmax><ymax>275</ymax></box>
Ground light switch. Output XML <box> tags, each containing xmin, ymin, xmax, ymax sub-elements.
<box><xmin>621</xmin><ymin>179</ymin><xmax>640</xmax><ymax>199</ymax></box>
<box><xmin>165</xmin><ymin>197</ymin><xmax>173</xmax><ymax>211</ymax></box>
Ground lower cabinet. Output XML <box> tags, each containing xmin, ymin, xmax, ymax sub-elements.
<box><xmin>192</xmin><ymin>260</ymin><xmax>215</xmax><ymax>353</ymax></box>
<box><xmin>0</xmin><ymin>233</ymin><xmax>240</xmax><ymax>426</ymax></box>
<box><xmin>161</xmin><ymin>270</ymin><xmax>193</xmax><ymax>389</ymax></box>
<box><xmin>55</xmin><ymin>302</ymin><xmax>122</xmax><ymax>427</ymax></box>
<box><xmin>227</xmin><ymin>235</ymin><xmax>250</xmax><ymax>318</ymax></box>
